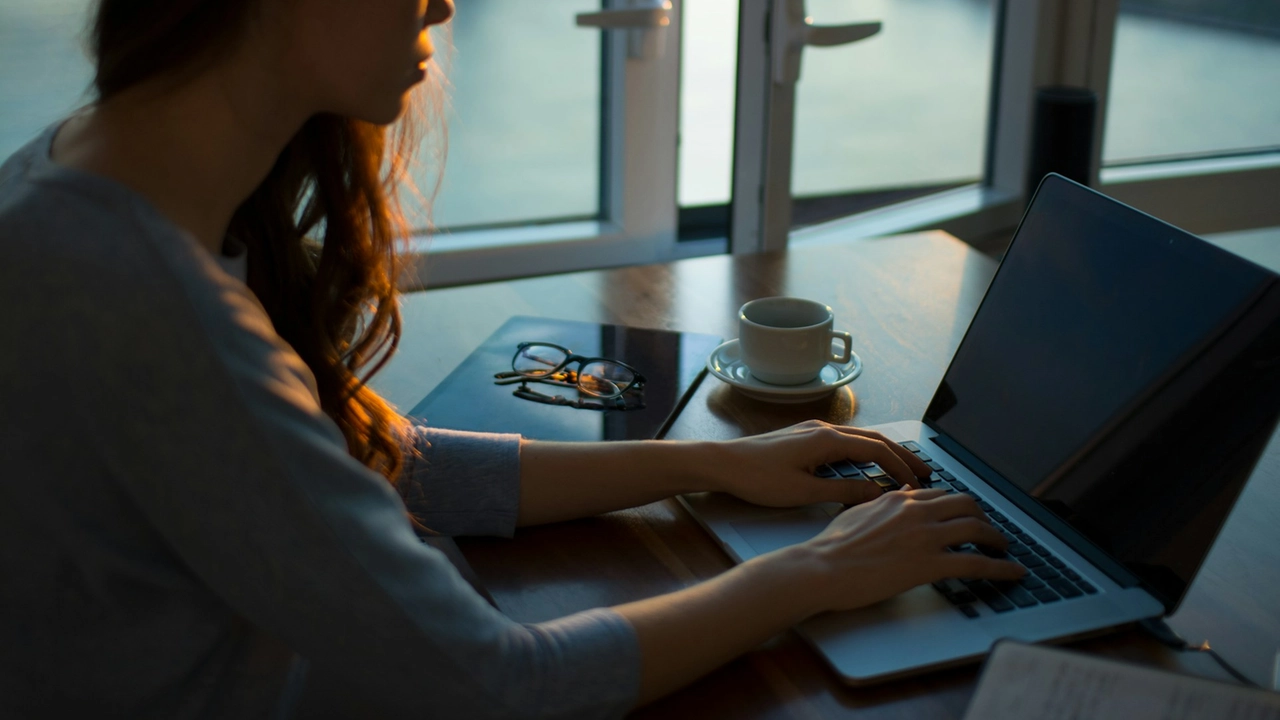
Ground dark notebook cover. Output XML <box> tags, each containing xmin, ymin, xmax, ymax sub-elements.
<box><xmin>408</xmin><ymin>316</ymin><xmax>721</xmax><ymax>441</ymax></box>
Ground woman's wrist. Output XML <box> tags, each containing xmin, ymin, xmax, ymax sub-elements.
<box><xmin>654</xmin><ymin>439</ymin><xmax>734</xmax><ymax>494</ymax></box>
<box><xmin>741</xmin><ymin>542</ymin><xmax>832</xmax><ymax>622</ymax></box>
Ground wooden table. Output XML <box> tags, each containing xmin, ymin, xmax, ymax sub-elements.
<box><xmin>374</xmin><ymin>231</ymin><xmax>1280</xmax><ymax>717</ymax></box>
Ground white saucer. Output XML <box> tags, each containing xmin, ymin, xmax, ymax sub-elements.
<box><xmin>705</xmin><ymin>339</ymin><xmax>863</xmax><ymax>403</ymax></box>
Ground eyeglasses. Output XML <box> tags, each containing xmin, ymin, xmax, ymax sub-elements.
<box><xmin>493</xmin><ymin>342</ymin><xmax>647</xmax><ymax>411</ymax></box>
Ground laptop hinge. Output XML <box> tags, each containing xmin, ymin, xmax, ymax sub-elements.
<box><xmin>923</xmin><ymin>422</ymin><xmax>1152</xmax><ymax>598</ymax></box>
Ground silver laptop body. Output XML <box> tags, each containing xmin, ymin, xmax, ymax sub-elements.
<box><xmin>682</xmin><ymin>175</ymin><xmax>1280</xmax><ymax>684</ymax></box>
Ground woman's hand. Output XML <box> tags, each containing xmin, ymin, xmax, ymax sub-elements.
<box><xmin>616</xmin><ymin>486</ymin><xmax>1024</xmax><ymax>705</ymax></box>
<box><xmin>707</xmin><ymin>420</ymin><xmax>932</xmax><ymax>508</ymax></box>
<box><xmin>782</xmin><ymin>487</ymin><xmax>1025</xmax><ymax>615</ymax></box>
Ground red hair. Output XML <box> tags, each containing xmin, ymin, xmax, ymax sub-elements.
<box><xmin>92</xmin><ymin>0</ymin><xmax>444</xmax><ymax>486</ymax></box>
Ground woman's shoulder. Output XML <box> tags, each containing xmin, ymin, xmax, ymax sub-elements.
<box><xmin>2</xmin><ymin>124</ymin><xmax>246</xmax><ymax>308</ymax></box>
<box><xmin>2</xmin><ymin>125</ymin><xmax>179</xmax><ymax>277</ymax></box>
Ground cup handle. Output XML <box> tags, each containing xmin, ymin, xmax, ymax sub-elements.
<box><xmin>830</xmin><ymin>331</ymin><xmax>853</xmax><ymax>364</ymax></box>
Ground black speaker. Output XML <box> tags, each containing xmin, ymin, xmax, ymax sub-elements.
<box><xmin>1026</xmin><ymin>86</ymin><xmax>1097</xmax><ymax>201</ymax></box>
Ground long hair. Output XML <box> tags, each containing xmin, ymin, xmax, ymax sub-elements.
<box><xmin>91</xmin><ymin>0</ymin><xmax>441</xmax><ymax>487</ymax></box>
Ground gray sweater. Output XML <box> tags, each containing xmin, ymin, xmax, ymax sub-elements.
<box><xmin>0</xmin><ymin>125</ymin><xmax>640</xmax><ymax>719</ymax></box>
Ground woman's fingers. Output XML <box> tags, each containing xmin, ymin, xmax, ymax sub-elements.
<box><xmin>823</xmin><ymin>426</ymin><xmax>932</xmax><ymax>487</ymax></box>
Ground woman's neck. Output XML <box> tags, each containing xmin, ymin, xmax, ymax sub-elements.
<box><xmin>52</xmin><ymin>53</ymin><xmax>310</xmax><ymax>256</ymax></box>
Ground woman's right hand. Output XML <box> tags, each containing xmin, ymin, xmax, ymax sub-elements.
<box><xmin>785</xmin><ymin>488</ymin><xmax>1025</xmax><ymax>615</ymax></box>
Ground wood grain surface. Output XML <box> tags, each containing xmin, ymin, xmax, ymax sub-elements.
<box><xmin>372</xmin><ymin>231</ymin><xmax>1280</xmax><ymax>717</ymax></box>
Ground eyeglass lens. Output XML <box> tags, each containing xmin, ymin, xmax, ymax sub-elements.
<box><xmin>512</xmin><ymin>345</ymin><xmax>567</xmax><ymax>377</ymax></box>
<box><xmin>577</xmin><ymin>361</ymin><xmax>635</xmax><ymax>397</ymax></box>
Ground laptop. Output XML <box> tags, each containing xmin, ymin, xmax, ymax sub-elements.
<box><xmin>680</xmin><ymin>173</ymin><xmax>1280</xmax><ymax>684</ymax></box>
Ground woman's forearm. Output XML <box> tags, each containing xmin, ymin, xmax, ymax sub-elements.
<box><xmin>516</xmin><ymin>439</ymin><xmax>725</xmax><ymax>526</ymax></box>
<box><xmin>515</xmin><ymin>422</ymin><xmax>937</xmax><ymax>527</ymax></box>
<box><xmin>614</xmin><ymin>546</ymin><xmax>823</xmax><ymax>707</ymax></box>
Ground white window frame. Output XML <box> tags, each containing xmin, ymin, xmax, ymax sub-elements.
<box><xmin>401</xmin><ymin>0</ymin><xmax>687</xmax><ymax>290</ymax></box>
<box><xmin>792</xmin><ymin>0</ymin><xmax>1280</xmax><ymax>246</ymax></box>
<box><xmin>405</xmin><ymin>0</ymin><xmax>1279</xmax><ymax>289</ymax></box>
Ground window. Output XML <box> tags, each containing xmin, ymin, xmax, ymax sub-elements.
<box><xmin>6</xmin><ymin>0</ymin><xmax>1274</xmax><ymax>283</ymax></box>
<box><xmin>0</xmin><ymin>0</ymin><xmax>94</xmax><ymax>161</ymax></box>
<box><xmin>1104</xmin><ymin>2</ymin><xmax>1280</xmax><ymax>164</ymax></box>
<box><xmin>426</xmin><ymin>1</ymin><xmax>602</xmax><ymax>230</ymax></box>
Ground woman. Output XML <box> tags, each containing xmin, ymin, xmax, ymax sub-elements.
<box><xmin>0</xmin><ymin>0</ymin><xmax>1022</xmax><ymax>717</ymax></box>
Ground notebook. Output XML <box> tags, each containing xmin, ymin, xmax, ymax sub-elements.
<box><xmin>408</xmin><ymin>316</ymin><xmax>721</xmax><ymax>441</ymax></box>
<box><xmin>681</xmin><ymin>174</ymin><xmax>1280</xmax><ymax>684</ymax></box>
<box><xmin>964</xmin><ymin>640</ymin><xmax>1280</xmax><ymax>718</ymax></box>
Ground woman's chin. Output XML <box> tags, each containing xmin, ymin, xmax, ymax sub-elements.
<box><xmin>348</xmin><ymin>96</ymin><xmax>412</xmax><ymax>127</ymax></box>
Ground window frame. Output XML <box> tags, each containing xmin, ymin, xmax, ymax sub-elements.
<box><xmin>404</xmin><ymin>0</ymin><xmax>1280</xmax><ymax>290</ymax></box>
<box><xmin>791</xmin><ymin>0</ymin><xmax>1280</xmax><ymax>248</ymax></box>
<box><xmin>401</xmin><ymin>0</ymin><xmax>690</xmax><ymax>290</ymax></box>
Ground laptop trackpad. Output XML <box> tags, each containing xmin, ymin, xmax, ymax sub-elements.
<box><xmin>730</xmin><ymin>506</ymin><xmax>835</xmax><ymax>556</ymax></box>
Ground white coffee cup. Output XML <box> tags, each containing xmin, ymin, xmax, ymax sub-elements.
<box><xmin>738</xmin><ymin>297</ymin><xmax>853</xmax><ymax>385</ymax></box>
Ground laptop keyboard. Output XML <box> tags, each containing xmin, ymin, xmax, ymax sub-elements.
<box><xmin>814</xmin><ymin>441</ymin><xmax>1099</xmax><ymax>618</ymax></box>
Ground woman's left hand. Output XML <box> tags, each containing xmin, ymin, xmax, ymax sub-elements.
<box><xmin>706</xmin><ymin>420</ymin><xmax>932</xmax><ymax>508</ymax></box>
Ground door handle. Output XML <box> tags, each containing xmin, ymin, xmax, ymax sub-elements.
<box><xmin>576</xmin><ymin>0</ymin><xmax>673</xmax><ymax>60</ymax></box>
<box><xmin>773</xmin><ymin>0</ymin><xmax>880</xmax><ymax>84</ymax></box>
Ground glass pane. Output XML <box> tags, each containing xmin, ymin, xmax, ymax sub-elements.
<box><xmin>0</xmin><ymin>0</ymin><xmax>95</xmax><ymax>162</ymax></box>
<box><xmin>678</xmin><ymin>0</ymin><xmax>739</xmax><ymax>207</ymax></box>
<box><xmin>427</xmin><ymin>0</ymin><xmax>602</xmax><ymax>230</ymax></box>
<box><xmin>0</xmin><ymin>1</ymin><xmax>604</xmax><ymax>233</ymax></box>
<box><xmin>791</xmin><ymin>0</ymin><xmax>997</xmax><ymax>198</ymax></box>
<box><xmin>1103</xmin><ymin>2</ymin><xmax>1280</xmax><ymax>164</ymax></box>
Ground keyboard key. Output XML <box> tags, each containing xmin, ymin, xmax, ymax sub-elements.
<box><xmin>1019</xmin><ymin>554</ymin><xmax>1045</xmax><ymax>569</ymax></box>
<box><xmin>1031</xmin><ymin>545</ymin><xmax>1052</xmax><ymax>557</ymax></box>
<box><xmin>1007</xmin><ymin>543</ymin><xmax>1032</xmax><ymax>557</ymax></box>
<box><xmin>1008</xmin><ymin>525</ymin><xmax>1027</xmax><ymax>537</ymax></box>
<box><xmin>958</xmin><ymin>604</ymin><xmax>980</xmax><ymax>619</ymax></box>
<box><xmin>970</xmin><ymin>582</ymin><xmax>1015</xmax><ymax>613</ymax></box>
<box><xmin>1048</xmin><ymin>579</ymin><xmax>1083</xmax><ymax>599</ymax></box>
<box><xmin>926</xmin><ymin>460</ymin><xmax>943</xmax><ymax>471</ymax></box>
<box><xmin>1047</xmin><ymin>557</ymin><xmax>1065</xmax><ymax>568</ymax></box>
<box><xmin>1032</xmin><ymin>588</ymin><xmax>1061</xmax><ymax>603</ymax></box>
<box><xmin>873</xmin><ymin>477</ymin><xmax>900</xmax><ymax>492</ymax></box>
<box><xmin>828</xmin><ymin>459</ymin><xmax>862</xmax><ymax>478</ymax></box>
<box><xmin>1019</xmin><ymin>576</ymin><xmax>1046</xmax><ymax>590</ymax></box>
<box><xmin>863</xmin><ymin>467</ymin><xmax>888</xmax><ymax>479</ymax></box>
<box><xmin>931</xmin><ymin>578</ymin><xmax>967</xmax><ymax>598</ymax></box>
<box><xmin>939</xmin><ymin>471</ymin><xmax>956</xmax><ymax>482</ymax></box>
<box><xmin>1077</xmin><ymin>581</ymin><xmax>1097</xmax><ymax>594</ymax></box>
<box><xmin>815</xmin><ymin>464</ymin><xmax>839</xmax><ymax>479</ymax></box>
<box><xmin>1033</xmin><ymin>565</ymin><xmax>1061</xmax><ymax>580</ymax></box>
<box><xmin>989</xmin><ymin>511</ymin><xmax>1008</xmax><ymax>523</ymax></box>
<box><xmin>1063</xmin><ymin>568</ymin><xmax>1080</xmax><ymax>581</ymax></box>
<box><xmin>951</xmin><ymin>591</ymin><xmax>977</xmax><ymax>605</ymax></box>
<box><xmin>916</xmin><ymin>452</ymin><xmax>933</xmax><ymax>462</ymax></box>
<box><xmin>1001</xmin><ymin>585</ymin><xmax>1039</xmax><ymax>608</ymax></box>
<box><xmin>978</xmin><ymin>501</ymin><xmax>994</xmax><ymax>512</ymax></box>
<box><xmin>900</xmin><ymin>441</ymin><xmax>921</xmax><ymax>453</ymax></box>
<box><xmin>980</xmin><ymin>545</ymin><xmax>1007</xmax><ymax>558</ymax></box>
<box><xmin>1022</xmin><ymin>537</ymin><xmax>1040</xmax><ymax>547</ymax></box>
<box><xmin>951</xmin><ymin>481</ymin><xmax>968</xmax><ymax>491</ymax></box>
<box><xmin>854</xmin><ymin>461</ymin><xmax>878</xmax><ymax>470</ymax></box>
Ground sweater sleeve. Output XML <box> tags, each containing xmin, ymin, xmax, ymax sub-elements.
<box><xmin>397</xmin><ymin>426</ymin><xmax>523</xmax><ymax>538</ymax></box>
<box><xmin>79</xmin><ymin>241</ymin><xmax>641</xmax><ymax>718</ymax></box>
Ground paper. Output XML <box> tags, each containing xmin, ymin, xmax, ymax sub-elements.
<box><xmin>963</xmin><ymin>641</ymin><xmax>1280</xmax><ymax>720</ymax></box>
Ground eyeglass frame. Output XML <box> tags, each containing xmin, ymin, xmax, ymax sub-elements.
<box><xmin>506</xmin><ymin>381</ymin><xmax>646</xmax><ymax>411</ymax></box>
<box><xmin>499</xmin><ymin>342</ymin><xmax>647</xmax><ymax>399</ymax></box>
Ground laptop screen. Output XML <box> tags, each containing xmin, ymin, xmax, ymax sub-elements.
<box><xmin>925</xmin><ymin>175</ymin><xmax>1280</xmax><ymax>606</ymax></box>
